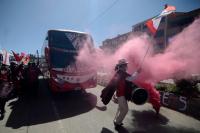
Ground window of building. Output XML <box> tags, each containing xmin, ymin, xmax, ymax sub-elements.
<box><xmin>169</xmin><ymin>16</ymin><xmax>194</xmax><ymax>28</ymax></box>
<box><xmin>142</xmin><ymin>24</ymin><xmax>147</xmax><ymax>31</ymax></box>
<box><xmin>133</xmin><ymin>25</ymin><xmax>141</xmax><ymax>31</ymax></box>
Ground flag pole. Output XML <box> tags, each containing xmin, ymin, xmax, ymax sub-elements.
<box><xmin>164</xmin><ymin>14</ymin><xmax>168</xmax><ymax>49</ymax></box>
<box><xmin>36</xmin><ymin>50</ymin><xmax>39</xmax><ymax>66</ymax></box>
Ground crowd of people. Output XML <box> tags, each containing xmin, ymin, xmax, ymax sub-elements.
<box><xmin>0</xmin><ymin>61</ymin><xmax>42</xmax><ymax>120</ymax></box>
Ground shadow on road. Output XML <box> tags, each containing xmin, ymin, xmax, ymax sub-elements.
<box><xmin>5</xmin><ymin>78</ymin><xmax>97</xmax><ymax>129</ymax></box>
<box><xmin>101</xmin><ymin>127</ymin><xmax>114</xmax><ymax>133</ymax></box>
<box><xmin>132</xmin><ymin>110</ymin><xmax>169</xmax><ymax>126</ymax></box>
<box><xmin>129</xmin><ymin>110</ymin><xmax>199</xmax><ymax>133</ymax></box>
<box><xmin>101</xmin><ymin>126</ymin><xmax>129</xmax><ymax>133</ymax></box>
<box><xmin>128</xmin><ymin>110</ymin><xmax>168</xmax><ymax>133</ymax></box>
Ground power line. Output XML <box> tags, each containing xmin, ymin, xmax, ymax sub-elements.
<box><xmin>86</xmin><ymin>0</ymin><xmax>120</xmax><ymax>28</ymax></box>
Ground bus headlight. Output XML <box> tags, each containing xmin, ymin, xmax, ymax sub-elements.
<box><xmin>53</xmin><ymin>77</ymin><xmax>65</xmax><ymax>85</ymax></box>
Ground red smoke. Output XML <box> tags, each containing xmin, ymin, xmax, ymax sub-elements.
<box><xmin>139</xmin><ymin>17</ymin><xmax>200</xmax><ymax>83</ymax></box>
<box><xmin>77</xmin><ymin>17</ymin><xmax>200</xmax><ymax>84</ymax></box>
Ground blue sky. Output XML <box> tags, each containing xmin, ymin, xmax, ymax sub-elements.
<box><xmin>0</xmin><ymin>0</ymin><xmax>200</xmax><ymax>54</ymax></box>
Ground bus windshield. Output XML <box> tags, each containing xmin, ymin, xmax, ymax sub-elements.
<box><xmin>48</xmin><ymin>30</ymin><xmax>94</xmax><ymax>69</ymax></box>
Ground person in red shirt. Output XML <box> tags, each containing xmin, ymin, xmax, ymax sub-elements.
<box><xmin>0</xmin><ymin>64</ymin><xmax>11</xmax><ymax>120</ymax></box>
<box><xmin>112</xmin><ymin>59</ymin><xmax>140</xmax><ymax>129</ymax></box>
<box><xmin>26</xmin><ymin>62</ymin><xmax>42</xmax><ymax>96</ymax></box>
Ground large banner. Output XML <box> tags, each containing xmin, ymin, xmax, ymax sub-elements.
<box><xmin>160</xmin><ymin>91</ymin><xmax>200</xmax><ymax>120</ymax></box>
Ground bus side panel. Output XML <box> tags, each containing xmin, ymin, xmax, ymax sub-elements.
<box><xmin>49</xmin><ymin>69</ymin><xmax>97</xmax><ymax>92</ymax></box>
<box><xmin>49</xmin><ymin>76</ymin><xmax>97</xmax><ymax>92</ymax></box>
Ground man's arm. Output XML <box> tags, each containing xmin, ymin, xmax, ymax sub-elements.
<box><xmin>126</xmin><ymin>68</ymin><xmax>142</xmax><ymax>81</ymax></box>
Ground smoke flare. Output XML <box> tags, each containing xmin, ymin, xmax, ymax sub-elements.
<box><xmin>77</xmin><ymin>18</ymin><xmax>200</xmax><ymax>84</ymax></box>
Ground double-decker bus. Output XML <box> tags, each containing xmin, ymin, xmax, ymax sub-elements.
<box><xmin>43</xmin><ymin>29</ymin><xmax>97</xmax><ymax>92</ymax></box>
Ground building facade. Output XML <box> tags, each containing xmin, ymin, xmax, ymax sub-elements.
<box><xmin>100</xmin><ymin>31</ymin><xmax>132</xmax><ymax>53</ymax></box>
<box><xmin>100</xmin><ymin>8</ymin><xmax>200</xmax><ymax>53</ymax></box>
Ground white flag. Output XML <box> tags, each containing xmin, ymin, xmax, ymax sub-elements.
<box><xmin>2</xmin><ymin>49</ymin><xmax>10</xmax><ymax>65</ymax></box>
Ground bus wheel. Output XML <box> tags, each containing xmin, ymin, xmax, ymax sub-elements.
<box><xmin>75</xmin><ymin>89</ymin><xmax>86</xmax><ymax>95</ymax></box>
<box><xmin>80</xmin><ymin>89</ymin><xmax>86</xmax><ymax>94</ymax></box>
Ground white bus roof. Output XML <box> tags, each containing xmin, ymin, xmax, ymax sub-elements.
<box><xmin>48</xmin><ymin>29</ymin><xmax>89</xmax><ymax>35</ymax></box>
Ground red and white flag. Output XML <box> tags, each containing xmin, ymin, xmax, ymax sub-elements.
<box><xmin>21</xmin><ymin>54</ymin><xmax>30</xmax><ymax>65</ymax></box>
<box><xmin>11</xmin><ymin>51</ymin><xmax>30</xmax><ymax>65</ymax></box>
<box><xmin>146</xmin><ymin>17</ymin><xmax>162</xmax><ymax>35</ymax></box>
<box><xmin>12</xmin><ymin>50</ymin><xmax>21</xmax><ymax>62</ymax></box>
<box><xmin>2</xmin><ymin>49</ymin><xmax>10</xmax><ymax>65</ymax></box>
<box><xmin>146</xmin><ymin>4</ymin><xmax>176</xmax><ymax>35</ymax></box>
<box><xmin>162</xmin><ymin>4</ymin><xmax>176</xmax><ymax>15</ymax></box>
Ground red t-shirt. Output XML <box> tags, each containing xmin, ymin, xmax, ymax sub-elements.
<box><xmin>0</xmin><ymin>73</ymin><xmax>9</xmax><ymax>82</ymax></box>
<box><xmin>116</xmin><ymin>79</ymin><xmax>126</xmax><ymax>97</ymax></box>
<box><xmin>115</xmin><ymin>71</ymin><xmax>133</xmax><ymax>98</ymax></box>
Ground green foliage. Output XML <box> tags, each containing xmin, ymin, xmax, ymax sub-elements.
<box><xmin>175</xmin><ymin>79</ymin><xmax>199</xmax><ymax>97</ymax></box>
<box><xmin>156</xmin><ymin>78</ymin><xmax>200</xmax><ymax>97</ymax></box>
<box><xmin>155</xmin><ymin>83</ymin><xmax>177</xmax><ymax>93</ymax></box>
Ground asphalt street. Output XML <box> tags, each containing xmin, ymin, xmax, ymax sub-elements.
<box><xmin>0</xmin><ymin>78</ymin><xmax>200</xmax><ymax>133</ymax></box>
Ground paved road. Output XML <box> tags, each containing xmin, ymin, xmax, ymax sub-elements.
<box><xmin>0</xmin><ymin>78</ymin><xmax>200</xmax><ymax>133</ymax></box>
